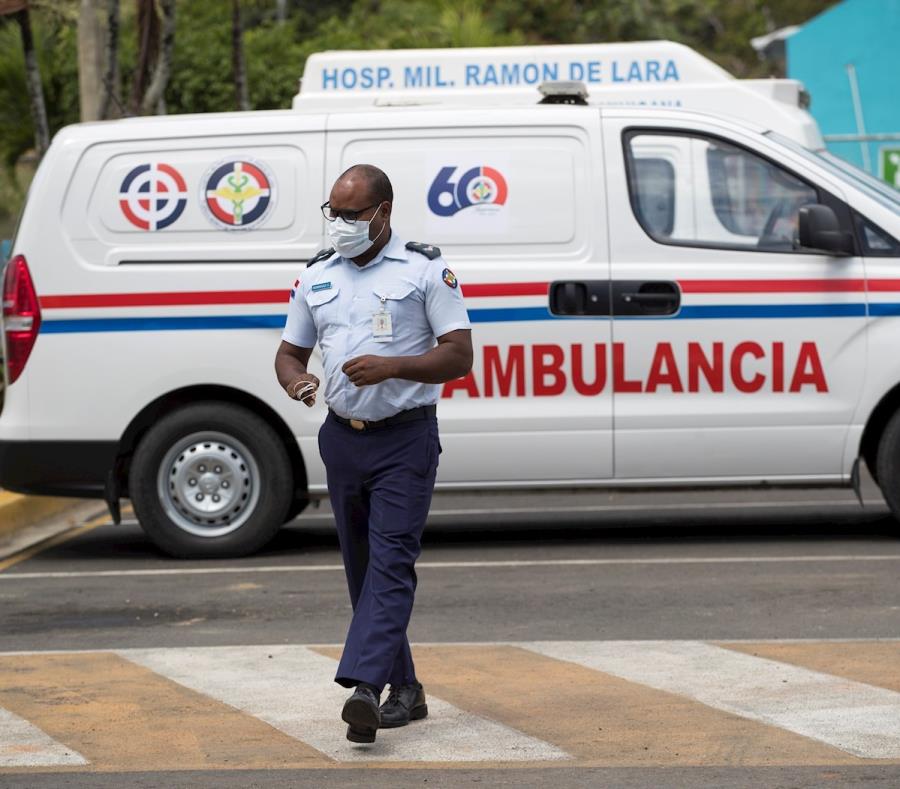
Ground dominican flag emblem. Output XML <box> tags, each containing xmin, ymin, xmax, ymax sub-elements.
<box><xmin>119</xmin><ymin>163</ymin><xmax>188</xmax><ymax>231</ymax></box>
<box><xmin>202</xmin><ymin>159</ymin><xmax>274</xmax><ymax>230</ymax></box>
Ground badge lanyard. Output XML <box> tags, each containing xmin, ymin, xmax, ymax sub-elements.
<box><xmin>372</xmin><ymin>296</ymin><xmax>393</xmax><ymax>342</ymax></box>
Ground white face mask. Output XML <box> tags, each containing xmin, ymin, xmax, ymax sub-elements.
<box><xmin>327</xmin><ymin>204</ymin><xmax>386</xmax><ymax>258</ymax></box>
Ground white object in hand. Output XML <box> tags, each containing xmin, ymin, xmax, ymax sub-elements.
<box><xmin>291</xmin><ymin>381</ymin><xmax>318</xmax><ymax>402</ymax></box>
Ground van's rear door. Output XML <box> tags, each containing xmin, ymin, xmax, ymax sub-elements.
<box><xmin>326</xmin><ymin>107</ymin><xmax>613</xmax><ymax>485</ymax></box>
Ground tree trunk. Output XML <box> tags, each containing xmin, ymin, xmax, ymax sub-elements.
<box><xmin>14</xmin><ymin>7</ymin><xmax>50</xmax><ymax>156</ymax></box>
<box><xmin>232</xmin><ymin>0</ymin><xmax>250</xmax><ymax>111</ymax></box>
<box><xmin>276</xmin><ymin>0</ymin><xmax>287</xmax><ymax>24</ymax></box>
<box><xmin>78</xmin><ymin>0</ymin><xmax>105</xmax><ymax>121</ymax></box>
<box><xmin>139</xmin><ymin>0</ymin><xmax>175</xmax><ymax>115</ymax></box>
<box><xmin>99</xmin><ymin>0</ymin><xmax>121</xmax><ymax>119</ymax></box>
<box><xmin>129</xmin><ymin>0</ymin><xmax>159</xmax><ymax>115</ymax></box>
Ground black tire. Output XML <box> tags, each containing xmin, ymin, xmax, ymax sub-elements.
<box><xmin>129</xmin><ymin>401</ymin><xmax>293</xmax><ymax>558</ymax></box>
<box><xmin>876</xmin><ymin>407</ymin><xmax>900</xmax><ymax>525</ymax></box>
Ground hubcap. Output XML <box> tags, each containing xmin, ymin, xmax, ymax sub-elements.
<box><xmin>157</xmin><ymin>431</ymin><xmax>261</xmax><ymax>537</ymax></box>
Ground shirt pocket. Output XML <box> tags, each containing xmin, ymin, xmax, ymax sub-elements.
<box><xmin>372</xmin><ymin>284</ymin><xmax>418</xmax><ymax>340</ymax></box>
<box><xmin>372</xmin><ymin>283</ymin><xmax>418</xmax><ymax>312</ymax></box>
<box><xmin>305</xmin><ymin>286</ymin><xmax>342</xmax><ymax>331</ymax></box>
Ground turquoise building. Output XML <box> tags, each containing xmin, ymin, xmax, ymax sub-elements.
<box><xmin>786</xmin><ymin>0</ymin><xmax>900</xmax><ymax>184</ymax></box>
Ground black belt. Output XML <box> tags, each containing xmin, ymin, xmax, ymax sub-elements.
<box><xmin>329</xmin><ymin>404</ymin><xmax>436</xmax><ymax>432</ymax></box>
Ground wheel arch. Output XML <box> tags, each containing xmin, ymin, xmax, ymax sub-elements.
<box><xmin>860</xmin><ymin>381</ymin><xmax>900</xmax><ymax>484</ymax></box>
<box><xmin>116</xmin><ymin>385</ymin><xmax>309</xmax><ymax>518</ymax></box>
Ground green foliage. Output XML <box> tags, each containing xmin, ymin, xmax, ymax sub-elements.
<box><xmin>302</xmin><ymin>0</ymin><xmax>524</xmax><ymax>51</ymax></box>
<box><xmin>245</xmin><ymin>21</ymin><xmax>309</xmax><ymax>109</ymax></box>
<box><xmin>0</xmin><ymin>0</ymin><xmax>840</xmax><ymax>190</ymax></box>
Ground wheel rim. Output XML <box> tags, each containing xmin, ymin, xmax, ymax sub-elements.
<box><xmin>156</xmin><ymin>431</ymin><xmax>261</xmax><ymax>538</ymax></box>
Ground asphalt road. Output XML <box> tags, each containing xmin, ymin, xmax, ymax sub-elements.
<box><xmin>1</xmin><ymin>485</ymin><xmax>900</xmax><ymax>787</ymax></box>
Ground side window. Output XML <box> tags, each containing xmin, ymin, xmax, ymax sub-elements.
<box><xmin>626</xmin><ymin>131</ymin><xmax>820</xmax><ymax>252</ymax></box>
<box><xmin>632</xmin><ymin>158</ymin><xmax>675</xmax><ymax>237</ymax></box>
<box><xmin>854</xmin><ymin>212</ymin><xmax>900</xmax><ymax>256</ymax></box>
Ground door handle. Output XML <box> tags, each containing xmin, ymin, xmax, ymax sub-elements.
<box><xmin>621</xmin><ymin>291</ymin><xmax>677</xmax><ymax>305</ymax></box>
<box><xmin>549</xmin><ymin>281</ymin><xmax>611</xmax><ymax>316</ymax></box>
<box><xmin>613</xmin><ymin>281</ymin><xmax>680</xmax><ymax>317</ymax></box>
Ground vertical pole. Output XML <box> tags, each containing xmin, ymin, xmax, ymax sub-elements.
<box><xmin>845</xmin><ymin>62</ymin><xmax>871</xmax><ymax>173</ymax></box>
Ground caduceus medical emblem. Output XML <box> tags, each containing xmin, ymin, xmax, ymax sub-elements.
<box><xmin>202</xmin><ymin>159</ymin><xmax>275</xmax><ymax>230</ymax></box>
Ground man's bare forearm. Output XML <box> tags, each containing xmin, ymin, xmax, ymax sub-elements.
<box><xmin>389</xmin><ymin>338</ymin><xmax>473</xmax><ymax>384</ymax></box>
<box><xmin>275</xmin><ymin>341</ymin><xmax>314</xmax><ymax>391</ymax></box>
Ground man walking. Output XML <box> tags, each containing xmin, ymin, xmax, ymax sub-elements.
<box><xmin>274</xmin><ymin>164</ymin><xmax>472</xmax><ymax>743</ymax></box>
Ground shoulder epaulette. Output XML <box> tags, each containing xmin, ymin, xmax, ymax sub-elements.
<box><xmin>405</xmin><ymin>241</ymin><xmax>441</xmax><ymax>260</ymax></box>
<box><xmin>307</xmin><ymin>247</ymin><xmax>335</xmax><ymax>267</ymax></box>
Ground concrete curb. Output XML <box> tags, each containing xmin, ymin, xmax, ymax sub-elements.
<box><xmin>0</xmin><ymin>491</ymin><xmax>84</xmax><ymax>542</ymax></box>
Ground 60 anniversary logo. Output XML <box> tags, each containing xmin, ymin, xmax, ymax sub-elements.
<box><xmin>427</xmin><ymin>165</ymin><xmax>508</xmax><ymax>217</ymax></box>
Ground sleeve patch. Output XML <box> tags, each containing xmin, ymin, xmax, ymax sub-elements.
<box><xmin>442</xmin><ymin>268</ymin><xmax>459</xmax><ymax>289</ymax></box>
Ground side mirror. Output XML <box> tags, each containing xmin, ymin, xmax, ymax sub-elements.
<box><xmin>798</xmin><ymin>204</ymin><xmax>854</xmax><ymax>256</ymax></box>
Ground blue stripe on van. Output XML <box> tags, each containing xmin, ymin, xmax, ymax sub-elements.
<box><xmin>675</xmin><ymin>303</ymin><xmax>868</xmax><ymax>320</ymax></box>
<box><xmin>40</xmin><ymin>315</ymin><xmax>288</xmax><ymax>333</ymax></box>
<box><xmin>465</xmin><ymin>304</ymin><xmax>870</xmax><ymax>322</ymax></box>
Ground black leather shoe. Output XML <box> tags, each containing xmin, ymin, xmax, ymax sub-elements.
<box><xmin>379</xmin><ymin>682</ymin><xmax>428</xmax><ymax>728</ymax></box>
<box><xmin>342</xmin><ymin>686</ymin><xmax>381</xmax><ymax>743</ymax></box>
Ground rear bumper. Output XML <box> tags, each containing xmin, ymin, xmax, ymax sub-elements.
<box><xmin>0</xmin><ymin>440</ymin><xmax>117</xmax><ymax>497</ymax></box>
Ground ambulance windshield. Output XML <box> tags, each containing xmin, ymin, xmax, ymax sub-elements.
<box><xmin>767</xmin><ymin>131</ymin><xmax>900</xmax><ymax>215</ymax></box>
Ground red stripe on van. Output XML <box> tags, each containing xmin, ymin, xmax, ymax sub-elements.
<box><xmin>40</xmin><ymin>290</ymin><xmax>290</xmax><ymax>308</ymax></box>
<box><xmin>867</xmin><ymin>279</ymin><xmax>900</xmax><ymax>292</ymax></box>
<box><xmin>679</xmin><ymin>279</ymin><xmax>867</xmax><ymax>293</ymax></box>
<box><xmin>461</xmin><ymin>282</ymin><xmax>549</xmax><ymax>297</ymax></box>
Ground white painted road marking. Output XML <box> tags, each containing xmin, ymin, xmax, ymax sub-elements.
<box><xmin>0</xmin><ymin>706</ymin><xmax>87</xmax><ymax>768</ymax></box>
<box><xmin>2</xmin><ymin>553</ymin><xmax>900</xmax><ymax>580</ymax></box>
<box><xmin>525</xmin><ymin>640</ymin><xmax>900</xmax><ymax>760</ymax></box>
<box><xmin>120</xmin><ymin>644</ymin><xmax>569</xmax><ymax>763</ymax></box>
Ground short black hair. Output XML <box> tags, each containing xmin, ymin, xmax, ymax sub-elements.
<box><xmin>338</xmin><ymin>164</ymin><xmax>393</xmax><ymax>204</ymax></box>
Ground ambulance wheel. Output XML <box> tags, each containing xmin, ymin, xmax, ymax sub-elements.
<box><xmin>129</xmin><ymin>401</ymin><xmax>292</xmax><ymax>558</ymax></box>
<box><xmin>876</xmin><ymin>408</ymin><xmax>900</xmax><ymax>526</ymax></box>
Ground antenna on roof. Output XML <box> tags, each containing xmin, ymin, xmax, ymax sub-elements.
<box><xmin>538</xmin><ymin>81</ymin><xmax>589</xmax><ymax>105</ymax></box>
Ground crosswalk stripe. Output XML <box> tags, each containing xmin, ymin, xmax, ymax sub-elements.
<box><xmin>122</xmin><ymin>644</ymin><xmax>568</xmax><ymax>763</ymax></box>
<box><xmin>403</xmin><ymin>643</ymin><xmax>871</xmax><ymax>767</ymax></box>
<box><xmin>0</xmin><ymin>706</ymin><xmax>86</xmax><ymax>768</ymax></box>
<box><xmin>2</xmin><ymin>640</ymin><xmax>900</xmax><ymax>771</ymax></box>
<box><xmin>524</xmin><ymin>641</ymin><xmax>900</xmax><ymax>760</ymax></box>
<box><xmin>717</xmin><ymin>641</ymin><xmax>900</xmax><ymax>695</ymax></box>
<box><xmin>0</xmin><ymin>651</ymin><xmax>329</xmax><ymax>770</ymax></box>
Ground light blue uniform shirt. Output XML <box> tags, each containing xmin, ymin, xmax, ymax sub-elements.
<box><xmin>282</xmin><ymin>232</ymin><xmax>471</xmax><ymax>421</ymax></box>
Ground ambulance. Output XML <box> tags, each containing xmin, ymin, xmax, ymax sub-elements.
<box><xmin>3</xmin><ymin>41</ymin><xmax>900</xmax><ymax>558</ymax></box>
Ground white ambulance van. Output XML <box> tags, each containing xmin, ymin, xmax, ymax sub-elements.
<box><xmin>3</xmin><ymin>42</ymin><xmax>900</xmax><ymax>558</ymax></box>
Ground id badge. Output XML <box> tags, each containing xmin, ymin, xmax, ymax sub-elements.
<box><xmin>372</xmin><ymin>299</ymin><xmax>393</xmax><ymax>342</ymax></box>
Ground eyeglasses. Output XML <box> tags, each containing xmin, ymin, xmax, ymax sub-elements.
<box><xmin>320</xmin><ymin>201</ymin><xmax>381</xmax><ymax>223</ymax></box>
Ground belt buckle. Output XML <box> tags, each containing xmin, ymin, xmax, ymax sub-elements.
<box><xmin>349</xmin><ymin>419</ymin><xmax>366</xmax><ymax>431</ymax></box>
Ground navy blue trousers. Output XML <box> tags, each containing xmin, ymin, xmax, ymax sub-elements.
<box><xmin>318</xmin><ymin>410</ymin><xmax>440</xmax><ymax>693</ymax></box>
